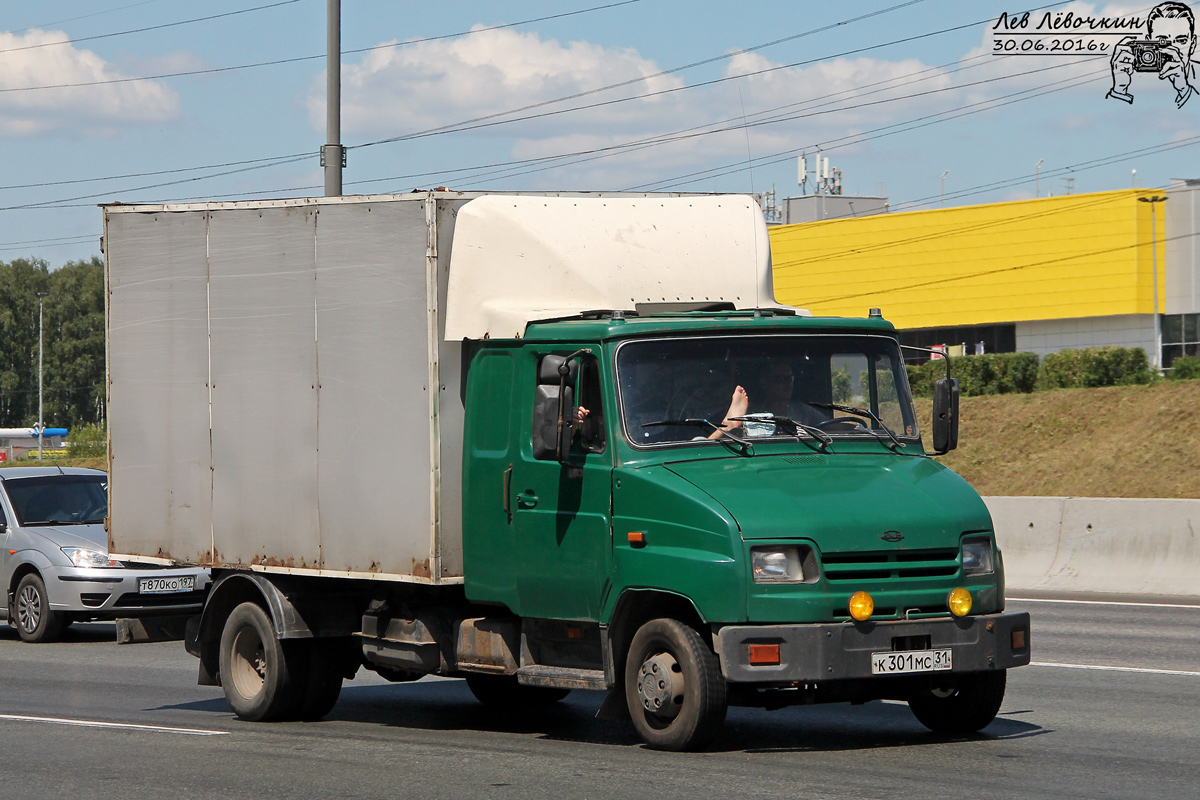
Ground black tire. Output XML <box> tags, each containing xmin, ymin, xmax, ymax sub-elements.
<box><xmin>218</xmin><ymin>602</ymin><xmax>304</xmax><ymax>722</ymax></box>
<box><xmin>624</xmin><ymin>618</ymin><xmax>727</xmax><ymax>751</ymax></box>
<box><xmin>909</xmin><ymin>670</ymin><xmax>1007</xmax><ymax>735</ymax></box>
<box><xmin>296</xmin><ymin>641</ymin><xmax>344</xmax><ymax>721</ymax></box>
<box><xmin>465</xmin><ymin>674</ymin><xmax>570</xmax><ymax>708</ymax></box>
<box><xmin>14</xmin><ymin>573</ymin><xmax>66</xmax><ymax>643</ymax></box>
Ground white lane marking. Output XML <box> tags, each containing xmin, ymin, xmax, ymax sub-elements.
<box><xmin>0</xmin><ymin>713</ymin><xmax>228</xmax><ymax>736</ymax></box>
<box><xmin>1009</xmin><ymin>597</ymin><xmax>1200</xmax><ymax>610</ymax></box>
<box><xmin>1031</xmin><ymin>661</ymin><xmax>1200</xmax><ymax>677</ymax></box>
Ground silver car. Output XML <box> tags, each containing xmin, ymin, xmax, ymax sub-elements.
<box><xmin>0</xmin><ymin>467</ymin><xmax>209</xmax><ymax>642</ymax></box>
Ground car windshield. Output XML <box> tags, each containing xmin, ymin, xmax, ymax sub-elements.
<box><xmin>3</xmin><ymin>475</ymin><xmax>108</xmax><ymax>526</ymax></box>
<box><xmin>617</xmin><ymin>334</ymin><xmax>918</xmax><ymax>447</ymax></box>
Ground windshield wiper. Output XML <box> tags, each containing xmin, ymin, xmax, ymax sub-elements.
<box><xmin>727</xmin><ymin>415</ymin><xmax>832</xmax><ymax>447</ymax></box>
<box><xmin>641</xmin><ymin>419</ymin><xmax>753</xmax><ymax>454</ymax></box>
<box><xmin>806</xmin><ymin>401</ymin><xmax>906</xmax><ymax>449</ymax></box>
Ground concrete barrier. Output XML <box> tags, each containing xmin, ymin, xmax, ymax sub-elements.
<box><xmin>985</xmin><ymin>496</ymin><xmax>1200</xmax><ymax>596</ymax></box>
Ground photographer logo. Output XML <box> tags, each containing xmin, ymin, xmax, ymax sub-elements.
<box><xmin>992</xmin><ymin>2</ymin><xmax>1198</xmax><ymax>108</ymax></box>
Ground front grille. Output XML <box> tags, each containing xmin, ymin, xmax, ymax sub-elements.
<box><xmin>112</xmin><ymin>590</ymin><xmax>206</xmax><ymax>609</ymax></box>
<box><xmin>80</xmin><ymin>593</ymin><xmax>111</xmax><ymax>608</ymax></box>
<box><xmin>822</xmin><ymin>548</ymin><xmax>959</xmax><ymax>581</ymax></box>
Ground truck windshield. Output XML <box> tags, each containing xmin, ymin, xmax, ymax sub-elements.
<box><xmin>3</xmin><ymin>475</ymin><xmax>108</xmax><ymax>526</ymax></box>
<box><xmin>617</xmin><ymin>335</ymin><xmax>918</xmax><ymax>448</ymax></box>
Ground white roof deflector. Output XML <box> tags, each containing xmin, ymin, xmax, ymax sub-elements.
<box><xmin>444</xmin><ymin>195</ymin><xmax>806</xmax><ymax>340</ymax></box>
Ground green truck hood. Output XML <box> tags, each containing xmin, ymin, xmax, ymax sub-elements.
<box><xmin>665</xmin><ymin>453</ymin><xmax>992</xmax><ymax>551</ymax></box>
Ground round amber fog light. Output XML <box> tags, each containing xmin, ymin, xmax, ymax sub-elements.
<box><xmin>948</xmin><ymin>587</ymin><xmax>973</xmax><ymax>617</ymax></box>
<box><xmin>848</xmin><ymin>591</ymin><xmax>874</xmax><ymax>621</ymax></box>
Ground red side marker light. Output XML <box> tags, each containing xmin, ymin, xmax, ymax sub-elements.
<box><xmin>1012</xmin><ymin>629</ymin><xmax>1027</xmax><ymax>650</ymax></box>
<box><xmin>748</xmin><ymin>643</ymin><xmax>780</xmax><ymax>666</ymax></box>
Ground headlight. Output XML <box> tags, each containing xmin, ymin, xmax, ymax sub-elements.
<box><xmin>61</xmin><ymin>547</ymin><xmax>120</xmax><ymax>568</ymax></box>
<box><xmin>751</xmin><ymin>547</ymin><xmax>805</xmax><ymax>583</ymax></box>
<box><xmin>961</xmin><ymin>537</ymin><xmax>994</xmax><ymax>576</ymax></box>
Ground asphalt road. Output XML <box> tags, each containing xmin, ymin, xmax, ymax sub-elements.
<box><xmin>1</xmin><ymin>595</ymin><xmax>1197</xmax><ymax>800</ymax></box>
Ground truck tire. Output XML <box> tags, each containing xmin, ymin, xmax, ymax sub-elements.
<box><xmin>218</xmin><ymin>602</ymin><xmax>304</xmax><ymax>721</ymax></box>
<box><xmin>297</xmin><ymin>641</ymin><xmax>344</xmax><ymax>721</ymax></box>
<box><xmin>465</xmin><ymin>674</ymin><xmax>570</xmax><ymax>708</ymax></box>
<box><xmin>908</xmin><ymin>670</ymin><xmax>1007</xmax><ymax>735</ymax></box>
<box><xmin>624</xmin><ymin>618</ymin><xmax>727</xmax><ymax>751</ymax></box>
<box><xmin>14</xmin><ymin>573</ymin><xmax>66</xmax><ymax>643</ymax></box>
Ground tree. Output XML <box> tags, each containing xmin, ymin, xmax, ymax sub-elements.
<box><xmin>0</xmin><ymin>256</ymin><xmax>105</xmax><ymax>429</ymax></box>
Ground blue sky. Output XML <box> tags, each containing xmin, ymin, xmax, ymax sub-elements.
<box><xmin>2</xmin><ymin>0</ymin><xmax>1196</xmax><ymax>266</ymax></box>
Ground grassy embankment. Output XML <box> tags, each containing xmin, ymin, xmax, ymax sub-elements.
<box><xmin>920</xmin><ymin>380</ymin><xmax>1200</xmax><ymax>498</ymax></box>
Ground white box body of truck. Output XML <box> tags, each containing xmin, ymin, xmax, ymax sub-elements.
<box><xmin>103</xmin><ymin>191</ymin><xmax>772</xmax><ymax>585</ymax></box>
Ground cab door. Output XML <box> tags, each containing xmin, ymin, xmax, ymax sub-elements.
<box><xmin>510</xmin><ymin>349</ymin><xmax>613</xmax><ymax>621</ymax></box>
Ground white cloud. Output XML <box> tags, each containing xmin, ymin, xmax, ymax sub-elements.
<box><xmin>316</xmin><ymin>26</ymin><xmax>689</xmax><ymax>139</ymax></box>
<box><xmin>0</xmin><ymin>29</ymin><xmax>180</xmax><ymax>137</ymax></box>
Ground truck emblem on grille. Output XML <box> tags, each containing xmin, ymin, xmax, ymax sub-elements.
<box><xmin>881</xmin><ymin>531</ymin><xmax>904</xmax><ymax>542</ymax></box>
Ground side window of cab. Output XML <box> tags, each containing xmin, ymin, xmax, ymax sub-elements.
<box><xmin>575</xmin><ymin>354</ymin><xmax>605</xmax><ymax>454</ymax></box>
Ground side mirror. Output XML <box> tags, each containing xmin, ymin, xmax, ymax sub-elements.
<box><xmin>532</xmin><ymin>355</ymin><xmax>579</xmax><ymax>462</ymax></box>
<box><xmin>931</xmin><ymin>377</ymin><xmax>959</xmax><ymax>454</ymax></box>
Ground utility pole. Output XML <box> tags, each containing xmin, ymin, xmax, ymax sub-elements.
<box><xmin>33</xmin><ymin>291</ymin><xmax>50</xmax><ymax>460</ymax></box>
<box><xmin>940</xmin><ymin>170</ymin><xmax>948</xmax><ymax>207</ymax></box>
<box><xmin>322</xmin><ymin>0</ymin><xmax>344</xmax><ymax>196</ymax></box>
<box><xmin>1034</xmin><ymin>159</ymin><xmax>1044</xmax><ymax>198</ymax></box>
<box><xmin>1138</xmin><ymin>194</ymin><xmax>1168</xmax><ymax>369</ymax></box>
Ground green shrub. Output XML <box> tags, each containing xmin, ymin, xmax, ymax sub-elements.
<box><xmin>1038</xmin><ymin>346</ymin><xmax>1156</xmax><ymax>389</ymax></box>
<box><xmin>68</xmin><ymin>423</ymin><xmax>106</xmax><ymax>459</ymax></box>
<box><xmin>1168</xmin><ymin>355</ymin><xmax>1200</xmax><ymax>380</ymax></box>
<box><xmin>907</xmin><ymin>352</ymin><xmax>1039</xmax><ymax>397</ymax></box>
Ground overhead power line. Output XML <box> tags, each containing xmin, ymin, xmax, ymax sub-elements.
<box><xmin>0</xmin><ymin>0</ymin><xmax>642</xmax><ymax>93</ymax></box>
<box><xmin>0</xmin><ymin>0</ymin><xmax>303</xmax><ymax>54</ymax></box>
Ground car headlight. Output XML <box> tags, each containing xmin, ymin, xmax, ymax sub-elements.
<box><xmin>61</xmin><ymin>547</ymin><xmax>121</xmax><ymax>568</ymax></box>
<box><xmin>751</xmin><ymin>546</ymin><xmax>806</xmax><ymax>583</ymax></box>
<box><xmin>961</xmin><ymin>537</ymin><xmax>994</xmax><ymax>576</ymax></box>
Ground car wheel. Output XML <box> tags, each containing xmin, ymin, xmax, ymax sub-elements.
<box><xmin>14</xmin><ymin>573</ymin><xmax>66</xmax><ymax>643</ymax></box>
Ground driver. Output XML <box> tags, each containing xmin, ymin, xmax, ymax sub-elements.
<box><xmin>708</xmin><ymin>363</ymin><xmax>823</xmax><ymax>439</ymax></box>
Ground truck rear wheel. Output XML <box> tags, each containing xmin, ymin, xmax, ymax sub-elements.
<box><xmin>908</xmin><ymin>670</ymin><xmax>1006</xmax><ymax>735</ymax></box>
<box><xmin>218</xmin><ymin>602</ymin><xmax>304</xmax><ymax>721</ymax></box>
<box><xmin>624</xmin><ymin>618</ymin><xmax>727</xmax><ymax>751</ymax></box>
<box><xmin>465</xmin><ymin>674</ymin><xmax>570</xmax><ymax>708</ymax></box>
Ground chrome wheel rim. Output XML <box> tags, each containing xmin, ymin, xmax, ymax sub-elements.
<box><xmin>17</xmin><ymin>584</ymin><xmax>41</xmax><ymax>633</ymax></box>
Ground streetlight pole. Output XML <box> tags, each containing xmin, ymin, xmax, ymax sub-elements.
<box><xmin>1138</xmin><ymin>195</ymin><xmax>1168</xmax><ymax>369</ymax></box>
<box><xmin>940</xmin><ymin>170</ymin><xmax>948</xmax><ymax>207</ymax></box>
<box><xmin>1035</xmin><ymin>159</ymin><xmax>1044</xmax><ymax>198</ymax></box>
<box><xmin>33</xmin><ymin>291</ymin><xmax>50</xmax><ymax>459</ymax></box>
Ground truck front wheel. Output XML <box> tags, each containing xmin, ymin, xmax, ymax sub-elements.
<box><xmin>908</xmin><ymin>670</ymin><xmax>1007</xmax><ymax>735</ymax></box>
<box><xmin>218</xmin><ymin>602</ymin><xmax>304</xmax><ymax>721</ymax></box>
<box><xmin>624</xmin><ymin>618</ymin><xmax>727</xmax><ymax>751</ymax></box>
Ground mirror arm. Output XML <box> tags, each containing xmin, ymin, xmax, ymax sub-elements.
<box><xmin>900</xmin><ymin>344</ymin><xmax>952</xmax><ymax>381</ymax></box>
<box><xmin>555</xmin><ymin>349</ymin><xmax>592</xmax><ymax>463</ymax></box>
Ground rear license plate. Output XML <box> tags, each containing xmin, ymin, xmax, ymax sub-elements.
<box><xmin>138</xmin><ymin>576</ymin><xmax>194</xmax><ymax>594</ymax></box>
<box><xmin>870</xmin><ymin>649</ymin><xmax>952</xmax><ymax>675</ymax></box>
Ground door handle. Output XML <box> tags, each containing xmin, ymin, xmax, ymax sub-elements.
<box><xmin>517</xmin><ymin>491</ymin><xmax>539</xmax><ymax>509</ymax></box>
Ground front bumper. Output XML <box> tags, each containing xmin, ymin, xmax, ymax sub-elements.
<box><xmin>48</xmin><ymin>565</ymin><xmax>210</xmax><ymax>619</ymax></box>
<box><xmin>716</xmin><ymin>611</ymin><xmax>1030</xmax><ymax>683</ymax></box>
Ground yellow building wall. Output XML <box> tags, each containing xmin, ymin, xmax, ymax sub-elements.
<box><xmin>770</xmin><ymin>189</ymin><xmax>1168</xmax><ymax>330</ymax></box>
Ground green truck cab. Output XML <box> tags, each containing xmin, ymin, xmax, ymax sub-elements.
<box><xmin>103</xmin><ymin>192</ymin><xmax>1028</xmax><ymax>751</ymax></box>
<box><xmin>461</xmin><ymin>310</ymin><xmax>1028</xmax><ymax>749</ymax></box>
